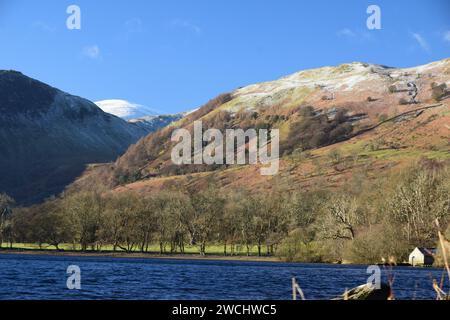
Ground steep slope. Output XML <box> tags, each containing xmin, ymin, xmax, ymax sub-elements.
<box><xmin>128</xmin><ymin>114</ymin><xmax>185</xmax><ymax>132</ymax></box>
<box><xmin>0</xmin><ymin>71</ymin><xmax>153</xmax><ymax>204</ymax></box>
<box><xmin>70</xmin><ymin>59</ymin><xmax>450</xmax><ymax>195</ymax></box>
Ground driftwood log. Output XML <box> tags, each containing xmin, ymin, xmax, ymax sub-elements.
<box><xmin>333</xmin><ymin>283</ymin><xmax>392</xmax><ymax>300</ymax></box>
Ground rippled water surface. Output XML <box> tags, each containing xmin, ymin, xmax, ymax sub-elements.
<box><xmin>0</xmin><ymin>253</ymin><xmax>447</xmax><ymax>300</ymax></box>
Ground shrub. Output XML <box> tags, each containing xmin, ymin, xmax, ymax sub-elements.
<box><xmin>378</xmin><ymin>113</ymin><xmax>388</xmax><ymax>122</ymax></box>
<box><xmin>346</xmin><ymin>226</ymin><xmax>410</xmax><ymax>264</ymax></box>
<box><xmin>277</xmin><ymin>230</ymin><xmax>326</xmax><ymax>263</ymax></box>
<box><xmin>399</xmin><ymin>98</ymin><xmax>409</xmax><ymax>105</ymax></box>
<box><xmin>329</xmin><ymin>123</ymin><xmax>353</xmax><ymax>142</ymax></box>
<box><xmin>388</xmin><ymin>85</ymin><xmax>397</xmax><ymax>93</ymax></box>
<box><xmin>282</xmin><ymin>107</ymin><xmax>353</xmax><ymax>154</ymax></box>
<box><xmin>328</xmin><ymin>149</ymin><xmax>342</xmax><ymax>165</ymax></box>
<box><xmin>431</xmin><ymin>83</ymin><xmax>448</xmax><ymax>102</ymax></box>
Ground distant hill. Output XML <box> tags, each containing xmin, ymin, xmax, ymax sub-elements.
<box><xmin>95</xmin><ymin>99</ymin><xmax>159</xmax><ymax>120</ymax></box>
<box><xmin>128</xmin><ymin>114</ymin><xmax>185</xmax><ymax>132</ymax></box>
<box><xmin>0</xmin><ymin>71</ymin><xmax>155</xmax><ymax>204</ymax></box>
<box><xmin>96</xmin><ymin>99</ymin><xmax>187</xmax><ymax>136</ymax></box>
<box><xmin>69</xmin><ymin>59</ymin><xmax>450</xmax><ymax>196</ymax></box>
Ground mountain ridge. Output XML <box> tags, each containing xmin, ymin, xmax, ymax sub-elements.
<box><xmin>68</xmin><ymin>58</ymin><xmax>449</xmax><ymax>196</ymax></box>
<box><xmin>0</xmin><ymin>71</ymin><xmax>155</xmax><ymax>204</ymax></box>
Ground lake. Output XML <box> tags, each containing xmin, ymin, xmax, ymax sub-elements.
<box><xmin>0</xmin><ymin>253</ymin><xmax>447</xmax><ymax>300</ymax></box>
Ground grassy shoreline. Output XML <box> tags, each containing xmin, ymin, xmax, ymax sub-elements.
<box><xmin>1</xmin><ymin>247</ymin><xmax>441</xmax><ymax>269</ymax></box>
<box><xmin>0</xmin><ymin>245</ymin><xmax>281</xmax><ymax>263</ymax></box>
<box><xmin>0</xmin><ymin>244</ymin><xmax>428</xmax><ymax>267</ymax></box>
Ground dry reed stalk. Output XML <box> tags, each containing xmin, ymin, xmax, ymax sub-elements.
<box><xmin>433</xmin><ymin>219</ymin><xmax>450</xmax><ymax>300</ymax></box>
<box><xmin>292</xmin><ymin>278</ymin><xmax>306</xmax><ymax>300</ymax></box>
<box><xmin>435</xmin><ymin>219</ymin><xmax>450</xmax><ymax>290</ymax></box>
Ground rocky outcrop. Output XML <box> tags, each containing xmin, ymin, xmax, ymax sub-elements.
<box><xmin>334</xmin><ymin>283</ymin><xmax>392</xmax><ymax>300</ymax></box>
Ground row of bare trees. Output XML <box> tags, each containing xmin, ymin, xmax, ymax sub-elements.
<box><xmin>1</xmin><ymin>161</ymin><xmax>449</xmax><ymax>263</ymax></box>
<box><xmin>4</xmin><ymin>188</ymin><xmax>294</xmax><ymax>256</ymax></box>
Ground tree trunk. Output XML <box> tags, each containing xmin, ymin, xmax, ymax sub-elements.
<box><xmin>200</xmin><ymin>242</ymin><xmax>206</xmax><ymax>256</ymax></box>
<box><xmin>179</xmin><ymin>241</ymin><xmax>184</xmax><ymax>253</ymax></box>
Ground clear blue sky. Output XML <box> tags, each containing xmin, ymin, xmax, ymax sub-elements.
<box><xmin>0</xmin><ymin>0</ymin><xmax>449</xmax><ymax>114</ymax></box>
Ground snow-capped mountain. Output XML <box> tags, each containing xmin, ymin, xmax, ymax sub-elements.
<box><xmin>95</xmin><ymin>99</ymin><xmax>159</xmax><ymax>120</ymax></box>
<box><xmin>96</xmin><ymin>99</ymin><xmax>189</xmax><ymax>133</ymax></box>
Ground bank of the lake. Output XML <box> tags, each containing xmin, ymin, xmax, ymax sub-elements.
<box><xmin>0</xmin><ymin>248</ymin><xmax>280</xmax><ymax>263</ymax></box>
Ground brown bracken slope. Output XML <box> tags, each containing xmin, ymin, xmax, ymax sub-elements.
<box><xmin>68</xmin><ymin>59</ymin><xmax>450</xmax><ymax>196</ymax></box>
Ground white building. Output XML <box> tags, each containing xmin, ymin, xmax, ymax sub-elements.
<box><xmin>409</xmin><ymin>247</ymin><xmax>436</xmax><ymax>266</ymax></box>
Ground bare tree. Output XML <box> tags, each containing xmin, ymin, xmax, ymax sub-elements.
<box><xmin>390</xmin><ymin>169</ymin><xmax>450</xmax><ymax>246</ymax></box>
<box><xmin>321</xmin><ymin>195</ymin><xmax>360</xmax><ymax>241</ymax></box>
<box><xmin>63</xmin><ymin>192</ymin><xmax>106</xmax><ymax>251</ymax></box>
<box><xmin>189</xmin><ymin>189</ymin><xmax>224</xmax><ymax>255</ymax></box>
<box><xmin>0</xmin><ymin>193</ymin><xmax>14</xmax><ymax>248</ymax></box>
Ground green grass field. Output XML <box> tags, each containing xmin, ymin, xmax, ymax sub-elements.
<box><xmin>0</xmin><ymin>243</ymin><xmax>263</xmax><ymax>256</ymax></box>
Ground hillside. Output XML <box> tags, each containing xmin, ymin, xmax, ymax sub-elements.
<box><xmin>8</xmin><ymin>59</ymin><xmax>450</xmax><ymax>266</ymax></box>
<box><xmin>0</xmin><ymin>71</ymin><xmax>155</xmax><ymax>204</ymax></box>
<box><xmin>69</xmin><ymin>59</ymin><xmax>449</xmax><ymax>195</ymax></box>
<box><xmin>66</xmin><ymin>59</ymin><xmax>450</xmax><ymax>195</ymax></box>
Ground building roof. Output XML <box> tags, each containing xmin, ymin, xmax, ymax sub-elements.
<box><xmin>415</xmin><ymin>247</ymin><xmax>437</xmax><ymax>256</ymax></box>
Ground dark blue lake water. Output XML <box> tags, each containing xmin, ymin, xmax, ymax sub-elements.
<box><xmin>0</xmin><ymin>253</ymin><xmax>448</xmax><ymax>300</ymax></box>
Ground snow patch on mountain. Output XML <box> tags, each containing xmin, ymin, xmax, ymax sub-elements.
<box><xmin>218</xmin><ymin>60</ymin><xmax>450</xmax><ymax>113</ymax></box>
<box><xmin>95</xmin><ymin>99</ymin><xmax>159</xmax><ymax>120</ymax></box>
